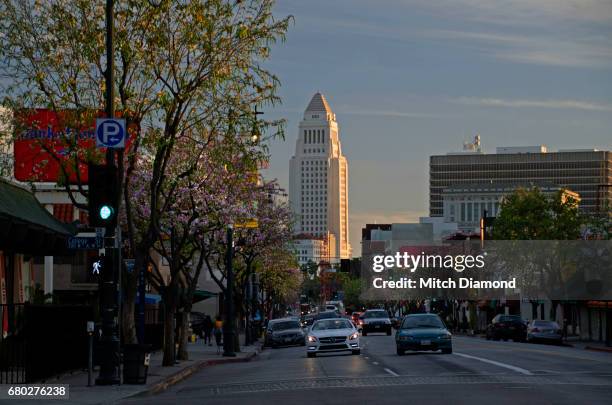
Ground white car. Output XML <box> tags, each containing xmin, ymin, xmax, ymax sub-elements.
<box><xmin>306</xmin><ymin>318</ymin><xmax>360</xmax><ymax>358</ymax></box>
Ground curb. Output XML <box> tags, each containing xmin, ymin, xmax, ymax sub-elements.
<box><xmin>585</xmin><ymin>345</ymin><xmax>612</xmax><ymax>354</ymax></box>
<box><xmin>128</xmin><ymin>344</ymin><xmax>262</xmax><ymax>399</ymax></box>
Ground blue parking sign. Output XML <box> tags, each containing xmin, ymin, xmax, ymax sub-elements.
<box><xmin>96</xmin><ymin>118</ymin><xmax>126</xmax><ymax>148</ymax></box>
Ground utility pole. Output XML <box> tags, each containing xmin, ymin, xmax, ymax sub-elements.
<box><xmin>96</xmin><ymin>0</ymin><xmax>121</xmax><ymax>385</ymax></box>
<box><xmin>223</xmin><ymin>225</ymin><xmax>236</xmax><ymax>357</ymax></box>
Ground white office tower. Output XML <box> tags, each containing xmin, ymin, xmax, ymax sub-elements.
<box><xmin>289</xmin><ymin>93</ymin><xmax>352</xmax><ymax>260</ymax></box>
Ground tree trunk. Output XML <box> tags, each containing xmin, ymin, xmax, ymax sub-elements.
<box><xmin>162</xmin><ymin>293</ymin><xmax>176</xmax><ymax>366</ymax></box>
<box><xmin>177</xmin><ymin>311</ymin><xmax>189</xmax><ymax>360</ymax></box>
<box><xmin>122</xmin><ymin>271</ymin><xmax>138</xmax><ymax>345</ymax></box>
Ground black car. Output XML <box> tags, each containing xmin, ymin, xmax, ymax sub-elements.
<box><xmin>265</xmin><ymin>319</ymin><xmax>305</xmax><ymax>348</ymax></box>
<box><xmin>486</xmin><ymin>314</ymin><xmax>526</xmax><ymax>341</ymax></box>
<box><xmin>301</xmin><ymin>313</ymin><xmax>316</xmax><ymax>328</ymax></box>
<box><xmin>360</xmin><ymin>309</ymin><xmax>392</xmax><ymax>336</ymax></box>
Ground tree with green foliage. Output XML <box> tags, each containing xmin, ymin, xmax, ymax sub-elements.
<box><xmin>493</xmin><ymin>187</ymin><xmax>582</xmax><ymax>240</ymax></box>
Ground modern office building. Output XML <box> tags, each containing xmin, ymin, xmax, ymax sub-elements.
<box><xmin>289</xmin><ymin>93</ymin><xmax>352</xmax><ymax>260</ymax></box>
<box><xmin>430</xmin><ymin>144</ymin><xmax>612</xmax><ymax>217</ymax></box>
<box><xmin>441</xmin><ymin>183</ymin><xmax>579</xmax><ymax>232</ymax></box>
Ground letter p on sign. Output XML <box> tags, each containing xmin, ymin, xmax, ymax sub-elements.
<box><xmin>96</xmin><ymin>118</ymin><xmax>126</xmax><ymax>148</ymax></box>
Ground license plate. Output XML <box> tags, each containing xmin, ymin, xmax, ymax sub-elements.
<box><xmin>420</xmin><ymin>340</ymin><xmax>431</xmax><ymax>346</ymax></box>
<box><xmin>284</xmin><ymin>338</ymin><xmax>291</xmax><ymax>342</ymax></box>
<box><xmin>375</xmin><ymin>325</ymin><xmax>381</xmax><ymax>329</ymax></box>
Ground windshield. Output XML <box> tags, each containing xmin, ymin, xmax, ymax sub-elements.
<box><xmin>271</xmin><ymin>321</ymin><xmax>300</xmax><ymax>331</ymax></box>
<box><xmin>401</xmin><ymin>316</ymin><xmax>445</xmax><ymax>329</ymax></box>
<box><xmin>312</xmin><ymin>319</ymin><xmax>352</xmax><ymax>331</ymax></box>
<box><xmin>363</xmin><ymin>311</ymin><xmax>388</xmax><ymax>319</ymax></box>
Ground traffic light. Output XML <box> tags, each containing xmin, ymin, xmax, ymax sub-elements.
<box><xmin>88</xmin><ymin>164</ymin><xmax>118</xmax><ymax>228</ymax></box>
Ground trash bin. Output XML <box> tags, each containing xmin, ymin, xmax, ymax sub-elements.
<box><xmin>123</xmin><ymin>344</ymin><xmax>151</xmax><ymax>384</ymax></box>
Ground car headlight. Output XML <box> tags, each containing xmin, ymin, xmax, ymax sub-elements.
<box><xmin>349</xmin><ymin>332</ymin><xmax>359</xmax><ymax>340</ymax></box>
<box><xmin>307</xmin><ymin>335</ymin><xmax>317</xmax><ymax>343</ymax></box>
<box><xmin>440</xmin><ymin>333</ymin><xmax>452</xmax><ymax>340</ymax></box>
<box><xmin>398</xmin><ymin>333</ymin><xmax>413</xmax><ymax>341</ymax></box>
<box><xmin>384</xmin><ymin>320</ymin><xmax>391</xmax><ymax>325</ymax></box>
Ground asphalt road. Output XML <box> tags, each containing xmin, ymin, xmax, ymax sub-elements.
<box><xmin>122</xmin><ymin>334</ymin><xmax>612</xmax><ymax>405</ymax></box>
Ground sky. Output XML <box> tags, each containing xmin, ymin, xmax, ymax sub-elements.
<box><xmin>260</xmin><ymin>0</ymin><xmax>612</xmax><ymax>256</ymax></box>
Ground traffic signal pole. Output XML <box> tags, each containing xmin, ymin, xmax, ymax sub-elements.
<box><xmin>96</xmin><ymin>0</ymin><xmax>121</xmax><ymax>386</ymax></box>
<box><xmin>223</xmin><ymin>225</ymin><xmax>237</xmax><ymax>357</ymax></box>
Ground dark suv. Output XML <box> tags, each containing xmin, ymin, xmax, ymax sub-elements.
<box><xmin>486</xmin><ymin>314</ymin><xmax>526</xmax><ymax>342</ymax></box>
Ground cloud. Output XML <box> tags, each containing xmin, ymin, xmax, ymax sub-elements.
<box><xmin>426</xmin><ymin>29</ymin><xmax>612</xmax><ymax>68</ymax></box>
<box><xmin>285</xmin><ymin>2</ymin><xmax>612</xmax><ymax>69</ymax></box>
<box><xmin>337</xmin><ymin>109</ymin><xmax>447</xmax><ymax>119</ymax></box>
<box><xmin>452</xmin><ymin>97</ymin><xmax>612</xmax><ymax>112</ymax></box>
<box><xmin>412</xmin><ymin>0</ymin><xmax>612</xmax><ymax>26</ymax></box>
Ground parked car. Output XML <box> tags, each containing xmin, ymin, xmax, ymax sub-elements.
<box><xmin>485</xmin><ymin>314</ymin><xmax>527</xmax><ymax>342</ymax></box>
<box><xmin>306</xmin><ymin>318</ymin><xmax>360</xmax><ymax>357</ymax></box>
<box><xmin>396</xmin><ymin>313</ymin><xmax>452</xmax><ymax>355</ymax></box>
<box><xmin>359</xmin><ymin>309</ymin><xmax>392</xmax><ymax>336</ymax></box>
<box><xmin>265</xmin><ymin>318</ymin><xmax>305</xmax><ymax>348</ymax></box>
<box><xmin>526</xmin><ymin>320</ymin><xmax>562</xmax><ymax>344</ymax></box>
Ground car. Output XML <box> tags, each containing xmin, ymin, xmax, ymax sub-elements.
<box><xmin>526</xmin><ymin>320</ymin><xmax>562</xmax><ymax>344</ymax></box>
<box><xmin>395</xmin><ymin>313</ymin><xmax>452</xmax><ymax>355</ymax></box>
<box><xmin>314</xmin><ymin>310</ymin><xmax>340</xmax><ymax>321</ymax></box>
<box><xmin>325</xmin><ymin>300</ymin><xmax>345</xmax><ymax>315</ymax></box>
<box><xmin>359</xmin><ymin>309</ymin><xmax>392</xmax><ymax>336</ymax></box>
<box><xmin>485</xmin><ymin>314</ymin><xmax>527</xmax><ymax>342</ymax></box>
<box><xmin>301</xmin><ymin>313</ymin><xmax>316</xmax><ymax>329</ymax></box>
<box><xmin>265</xmin><ymin>318</ymin><xmax>305</xmax><ymax>348</ymax></box>
<box><xmin>351</xmin><ymin>311</ymin><xmax>362</xmax><ymax>325</ymax></box>
<box><xmin>306</xmin><ymin>318</ymin><xmax>360</xmax><ymax>358</ymax></box>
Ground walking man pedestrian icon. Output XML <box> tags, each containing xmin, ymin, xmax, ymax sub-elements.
<box><xmin>92</xmin><ymin>260</ymin><xmax>102</xmax><ymax>275</ymax></box>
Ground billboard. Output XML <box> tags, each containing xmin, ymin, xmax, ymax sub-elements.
<box><xmin>13</xmin><ymin>109</ymin><xmax>133</xmax><ymax>183</ymax></box>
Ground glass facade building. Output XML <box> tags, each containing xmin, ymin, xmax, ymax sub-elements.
<box><xmin>430</xmin><ymin>150</ymin><xmax>612</xmax><ymax>217</ymax></box>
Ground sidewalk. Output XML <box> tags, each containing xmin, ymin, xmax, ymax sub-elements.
<box><xmin>563</xmin><ymin>336</ymin><xmax>612</xmax><ymax>353</ymax></box>
<box><xmin>31</xmin><ymin>337</ymin><xmax>262</xmax><ymax>405</ymax></box>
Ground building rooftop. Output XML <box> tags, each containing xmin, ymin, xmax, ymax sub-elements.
<box><xmin>305</xmin><ymin>92</ymin><xmax>333</xmax><ymax>114</ymax></box>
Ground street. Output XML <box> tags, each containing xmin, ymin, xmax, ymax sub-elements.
<box><xmin>122</xmin><ymin>335</ymin><xmax>612</xmax><ymax>405</ymax></box>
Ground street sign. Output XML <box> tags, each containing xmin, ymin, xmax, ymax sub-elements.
<box><xmin>96</xmin><ymin>118</ymin><xmax>126</xmax><ymax>148</ymax></box>
<box><xmin>235</xmin><ymin>219</ymin><xmax>259</xmax><ymax>228</ymax></box>
<box><xmin>67</xmin><ymin>236</ymin><xmax>104</xmax><ymax>250</ymax></box>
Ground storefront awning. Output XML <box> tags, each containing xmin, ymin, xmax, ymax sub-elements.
<box><xmin>0</xmin><ymin>179</ymin><xmax>75</xmax><ymax>255</ymax></box>
<box><xmin>193</xmin><ymin>290</ymin><xmax>217</xmax><ymax>303</ymax></box>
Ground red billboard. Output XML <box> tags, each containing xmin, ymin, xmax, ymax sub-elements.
<box><xmin>13</xmin><ymin>109</ymin><xmax>133</xmax><ymax>183</ymax></box>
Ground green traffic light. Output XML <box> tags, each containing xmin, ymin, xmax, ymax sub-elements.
<box><xmin>99</xmin><ymin>205</ymin><xmax>113</xmax><ymax>220</ymax></box>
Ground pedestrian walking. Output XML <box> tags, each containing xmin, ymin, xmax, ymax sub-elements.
<box><xmin>203</xmin><ymin>315</ymin><xmax>213</xmax><ymax>346</ymax></box>
<box><xmin>213</xmin><ymin>315</ymin><xmax>223</xmax><ymax>354</ymax></box>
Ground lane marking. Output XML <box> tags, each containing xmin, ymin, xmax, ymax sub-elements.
<box><xmin>454</xmin><ymin>352</ymin><xmax>533</xmax><ymax>375</ymax></box>
<box><xmin>384</xmin><ymin>368</ymin><xmax>399</xmax><ymax>377</ymax></box>
<box><xmin>452</xmin><ymin>336</ymin><xmax>612</xmax><ymax>363</ymax></box>
<box><xmin>372</xmin><ymin>361</ymin><xmax>379</xmax><ymax>365</ymax></box>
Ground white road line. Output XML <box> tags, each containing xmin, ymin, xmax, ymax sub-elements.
<box><xmin>372</xmin><ymin>361</ymin><xmax>379</xmax><ymax>365</ymax></box>
<box><xmin>384</xmin><ymin>368</ymin><xmax>399</xmax><ymax>377</ymax></box>
<box><xmin>454</xmin><ymin>352</ymin><xmax>533</xmax><ymax>375</ymax></box>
